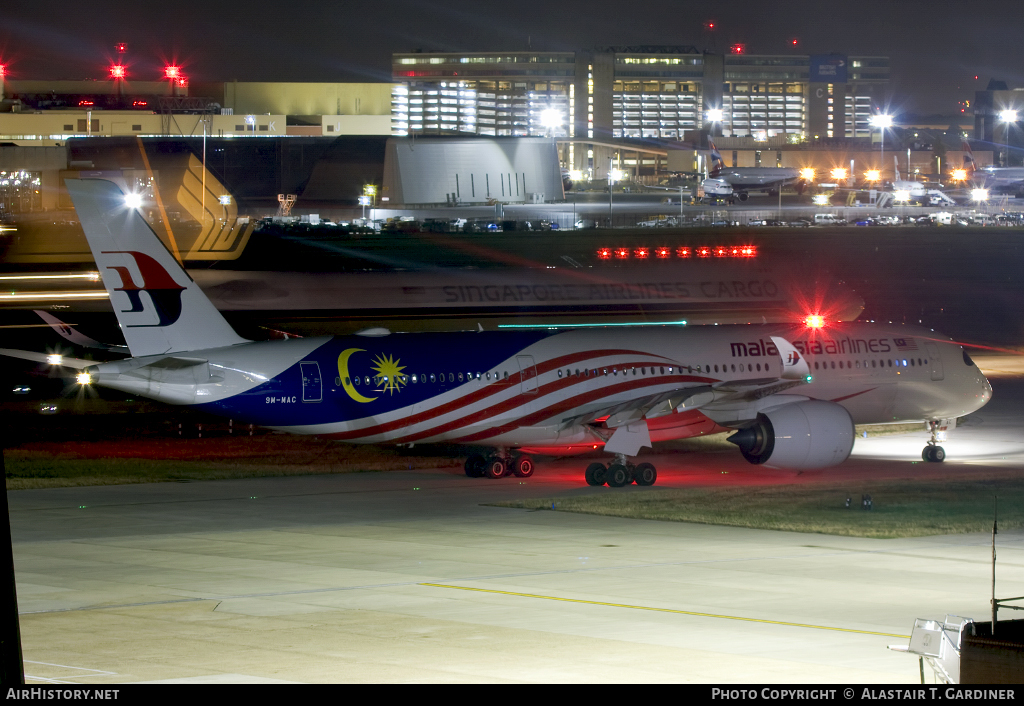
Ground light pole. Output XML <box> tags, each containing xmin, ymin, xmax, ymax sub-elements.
<box><xmin>870</xmin><ymin>114</ymin><xmax>893</xmax><ymax>181</ymax></box>
<box><xmin>999</xmin><ymin>109</ymin><xmax>1017</xmax><ymax>167</ymax></box>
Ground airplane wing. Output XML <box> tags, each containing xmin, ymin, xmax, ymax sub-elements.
<box><xmin>0</xmin><ymin>349</ymin><xmax>96</xmax><ymax>369</ymax></box>
<box><xmin>560</xmin><ymin>336</ymin><xmax>812</xmax><ymax>455</ymax></box>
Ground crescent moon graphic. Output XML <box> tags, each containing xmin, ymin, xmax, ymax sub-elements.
<box><xmin>338</xmin><ymin>348</ymin><xmax>377</xmax><ymax>403</ymax></box>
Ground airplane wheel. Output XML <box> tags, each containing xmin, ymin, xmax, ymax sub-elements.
<box><xmin>634</xmin><ymin>463</ymin><xmax>657</xmax><ymax>486</ymax></box>
<box><xmin>464</xmin><ymin>454</ymin><xmax>486</xmax><ymax>478</ymax></box>
<box><xmin>585</xmin><ymin>463</ymin><xmax>607</xmax><ymax>486</ymax></box>
<box><xmin>485</xmin><ymin>457</ymin><xmax>507</xmax><ymax>479</ymax></box>
<box><xmin>512</xmin><ymin>455</ymin><xmax>535</xmax><ymax>478</ymax></box>
<box><xmin>607</xmin><ymin>464</ymin><xmax>630</xmax><ymax>488</ymax></box>
<box><xmin>923</xmin><ymin>446</ymin><xmax>946</xmax><ymax>463</ymax></box>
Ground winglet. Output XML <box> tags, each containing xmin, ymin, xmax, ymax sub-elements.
<box><xmin>770</xmin><ymin>336</ymin><xmax>811</xmax><ymax>380</ymax></box>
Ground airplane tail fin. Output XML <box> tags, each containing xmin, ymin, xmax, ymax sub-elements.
<box><xmin>65</xmin><ymin>179</ymin><xmax>248</xmax><ymax>357</ymax></box>
<box><xmin>708</xmin><ymin>139</ymin><xmax>725</xmax><ymax>177</ymax></box>
<box><xmin>962</xmin><ymin>140</ymin><xmax>977</xmax><ymax>174</ymax></box>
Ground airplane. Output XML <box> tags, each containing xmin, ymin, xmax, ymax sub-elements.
<box><xmin>963</xmin><ymin>140</ymin><xmax>1024</xmax><ymax>195</ymax></box>
<box><xmin>890</xmin><ymin>157</ymin><xmax>929</xmax><ymax>202</ymax></box>
<box><xmin>701</xmin><ymin>140</ymin><xmax>806</xmax><ymax>202</ymax></box>
<box><xmin>0</xmin><ymin>179</ymin><xmax>992</xmax><ymax>487</ymax></box>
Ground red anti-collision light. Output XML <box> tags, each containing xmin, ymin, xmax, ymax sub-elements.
<box><xmin>164</xmin><ymin>66</ymin><xmax>180</xmax><ymax>79</ymax></box>
<box><xmin>110</xmin><ymin>64</ymin><xmax>126</xmax><ymax>79</ymax></box>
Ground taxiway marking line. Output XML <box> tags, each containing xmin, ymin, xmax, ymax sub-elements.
<box><xmin>420</xmin><ymin>583</ymin><xmax>911</xmax><ymax>639</ymax></box>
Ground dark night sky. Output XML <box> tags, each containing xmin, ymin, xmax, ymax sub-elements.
<box><xmin>3</xmin><ymin>0</ymin><xmax>1022</xmax><ymax>115</ymax></box>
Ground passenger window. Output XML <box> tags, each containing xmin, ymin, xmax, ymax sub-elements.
<box><xmin>558</xmin><ymin>370</ymin><xmax>563</xmax><ymax>378</ymax></box>
<box><xmin>503</xmin><ymin>371</ymin><xmax>508</xmax><ymax>380</ymax></box>
<box><xmin>714</xmin><ymin>365</ymin><xmax>718</xmax><ymax>373</ymax></box>
<box><xmin>603</xmin><ymin>369</ymin><xmax>608</xmax><ymax>376</ymax></box>
<box><xmin>458</xmin><ymin>372</ymin><xmax>464</xmax><ymax>382</ymax></box>
<box><xmin>814</xmin><ymin>362</ymin><xmax>819</xmax><ymax>370</ymax></box>
<box><xmin>613</xmin><ymin>369</ymin><xmax>618</xmax><ymax>376</ymax></box>
<box><xmin>731</xmin><ymin>364</ymin><xmax>736</xmax><ymax>372</ymax></box>
<box><xmin>831</xmin><ymin>361</ymin><xmax>835</xmax><ymax>369</ymax></box>
<box><xmin>669</xmin><ymin>367</ymin><xmax>674</xmax><ymax>373</ymax></box>
<box><xmin>430</xmin><ymin>373</ymin><xmax>436</xmax><ymax>383</ymax></box>
<box><xmin>871</xmin><ymin>361</ymin><xmax>876</xmax><ymax>368</ymax></box>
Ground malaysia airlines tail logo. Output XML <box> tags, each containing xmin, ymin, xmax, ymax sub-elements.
<box><xmin>786</xmin><ymin>350</ymin><xmax>802</xmax><ymax>367</ymax></box>
<box><xmin>708</xmin><ymin>140</ymin><xmax>725</xmax><ymax>177</ymax></box>
<box><xmin>101</xmin><ymin>251</ymin><xmax>186</xmax><ymax>327</ymax></box>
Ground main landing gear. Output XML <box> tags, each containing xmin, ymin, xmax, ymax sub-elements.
<box><xmin>464</xmin><ymin>451</ymin><xmax>535</xmax><ymax>479</ymax></box>
<box><xmin>922</xmin><ymin>421</ymin><xmax>946</xmax><ymax>463</ymax></box>
<box><xmin>585</xmin><ymin>454</ymin><xmax>658</xmax><ymax>487</ymax></box>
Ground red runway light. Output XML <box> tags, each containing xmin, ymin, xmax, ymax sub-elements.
<box><xmin>713</xmin><ymin>247</ymin><xmax>728</xmax><ymax>257</ymax></box>
<box><xmin>110</xmin><ymin>64</ymin><xmax>126</xmax><ymax>79</ymax></box>
<box><xmin>614</xmin><ymin>248</ymin><xmax>630</xmax><ymax>259</ymax></box>
<box><xmin>597</xmin><ymin>248</ymin><xmax>611</xmax><ymax>260</ymax></box>
<box><xmin>697</xmin><ymin>247</ymin><xmax>711</xmax><ymax>258</ymax></box>
<box><xmin>676</xmin><ymin>246</ymin><xmax>691</xmax><ymax>258</ymax></box>
<box><xmin>634</xmin><ymin>247</ymin><xmax>649</xmax><ymax>259</ymax></box>
<box><xmin>176</xmin><ymin>77</ymin><xmax>188</xmax><ymax>87</ymax></box>
<box><xmin>655</xmin><ymin>247</ymin><xmax>670</xmax><ymax>259</ymax></box>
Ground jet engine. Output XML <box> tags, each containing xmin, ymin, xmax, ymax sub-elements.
<box><xmin>727</xmin><ymin>400</ymin><xmax>854</xmax><ymax>470</ymax></box>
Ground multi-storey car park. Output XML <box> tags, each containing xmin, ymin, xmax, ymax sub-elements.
<box><xmin>391</xmin><ymin>47</ymin><xmax>890</xmax><ymax>175</ymax></box>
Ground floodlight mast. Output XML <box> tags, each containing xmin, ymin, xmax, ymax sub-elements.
<box><xmin>871</xmin><ymin>114</ymin><xmax>893</xmax><ymax>180</ymax></box>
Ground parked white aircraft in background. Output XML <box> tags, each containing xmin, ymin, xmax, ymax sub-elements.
<box><xmin>701</xmin><ymin>140</ymin><xmax>806</xmax><ymax>202</ymax></box>
<box><xmin>963</xmin><ymin>140</ymin><xmax>1024</xmax><ymax>194</ymax></box>
<box><xmin>0</xmin><ymin>180</ymin><xmax>993</xmax><ymax>486</ymax></box>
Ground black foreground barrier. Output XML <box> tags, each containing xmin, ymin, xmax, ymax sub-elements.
<box><xmin>1</xmin><ymin>684</ymin><xmax>1020</xmax><ymax>699</ymax></box>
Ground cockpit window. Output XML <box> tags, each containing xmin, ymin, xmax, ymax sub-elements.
<box><xmin>963</xmin><ymin>349</ymin><xmax>975</xmax><ymax>366</ymax></box>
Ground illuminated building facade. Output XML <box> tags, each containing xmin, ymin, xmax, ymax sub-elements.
<box><xmin>392</xmin><ymin>48</ymin><xmax>890</xmax><ymax>173</ymax></box>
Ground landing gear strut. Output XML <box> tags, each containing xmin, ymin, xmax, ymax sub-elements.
<box><xmin>465</xmin><ymin>450</ymin><xmax>535</xmax><ymax>479</ymax></box>
<box><xmin>584</xmin><ymin>454</ymin><xmax>658</xmax><ymax>487</ymax></box>
<box><xmin>922</xmin><ymin>421</ymin><xmax>946</xmax><ymax>463</ymax></box>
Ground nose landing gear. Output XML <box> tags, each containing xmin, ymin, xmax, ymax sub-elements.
<box><xmin>584</xmin><ymin>455</ymin><xmax>658</xmax><ymax>487</ymax></box>
<box><xmin>922</xmin><ymin>421</ymin><xmax>946</xmax><ymax>463</ymax></box>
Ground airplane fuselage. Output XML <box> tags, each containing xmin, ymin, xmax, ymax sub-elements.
<box><xmin>85</xmin><ymin>323</ymin><xmax>990</xmax><ymax>453</ymax></box>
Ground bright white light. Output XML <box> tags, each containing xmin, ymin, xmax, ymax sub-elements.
<box><xmin>706</xmin><ymin>108</ymin><xmax>724</xmax><ymax>122</ymax></box>
<box><xmin>218</xmin><ymin>195</ymin><xmax>231</xmax><ymax>206</ymax></box>
<box><xmin>812</xmin><ymin>194</ymin><xmax>829</xmax><ymax>205</ymax></box>
<box><xmin>609</xmin><ymin>169</ymin><xmax>626</xmax><ymax>182</ymax></box>
<box><xmin>864</xmin><ymin>169</ymin><xmax>881</xmax><ymax>181</ymax></box>
<box><xmin>76</xmin><ymin>372</ymin><xmax>92</xmax><ymax>385</ymax></box>
<box><xmin>893</xmin><ymin>190</ymin><xmax>911</xmax><ymax>202</ymax></box>
<box><xmin>46</xmin><ymin>354</ymin><xmax>62</xmax><ymax>365</ymax></box>
<box><xmin>568</xmin><ymin>169</ymin><xmax>583</xmax><ymax>181</ymax></box>
<box><xmin>999</xmin><ymin>109</ymin><xmax>1018</xmax><ymax>123</ymax></box>
<box><xmin>124</xmin><ymin>193</ymin><xmax>143</xmax><ymax>209</ymax></box>
<box><xmin>870</xmin><ymin>114</ymin><xmax>893</xmax><ymax>128</ymax></box>
<box><xmin>972</xmin><ymin>188</ymin><xmax>990</xmax><ymax>201</ymax></box>
<box><xmin>539</xmin><ymin>108</ymin><xmax>562</xmax><ymax>129</ymax></box>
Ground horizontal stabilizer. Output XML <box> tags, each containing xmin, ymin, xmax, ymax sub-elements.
<box><xmin>0</xmin><ymin>349</ymin><xmax>95</xmax><ymax>369</ymax></box>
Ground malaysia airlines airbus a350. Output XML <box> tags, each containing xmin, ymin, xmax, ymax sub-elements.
<box><xmin>3</xmin><ymin>180</ymin><xmax>991</xmax><ymax>486</ymax></box>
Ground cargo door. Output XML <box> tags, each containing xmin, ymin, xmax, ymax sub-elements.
<box><xmin>300</xmin><ymin>361</ymin><xmax>323</xmax><ymax>402</ymax></box>
<box><xmin>517</xmin><ymin>355</ymin><xmax>538</xmax><ymax>395</ymax></box>
<box><xmin>925</xmin><ymin>343</ymin><xmax>944</xmax><ymax>381</ymax></box>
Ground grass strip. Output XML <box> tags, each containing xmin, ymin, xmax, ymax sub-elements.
<box><xmin>492</xmin><ymin>478</ymin><xmax>1024</xmax><ymax>538</ymax></box>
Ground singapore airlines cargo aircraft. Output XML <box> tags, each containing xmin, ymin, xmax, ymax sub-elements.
<box><xmin>4</xmin><ymin>180</ymin><xmax>991</xmax><ymax>487</ymax></box>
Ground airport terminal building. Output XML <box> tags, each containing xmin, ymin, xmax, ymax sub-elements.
<box><xmin>391</xmin><ymin>47</ymin><xmax>890</xmax><ymax>172</ymax></box>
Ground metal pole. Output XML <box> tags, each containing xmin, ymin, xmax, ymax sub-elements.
<box><xmin>993</xmin><ymin>495</ymin><xmax>998</xmax><ymax>635</ymax></box>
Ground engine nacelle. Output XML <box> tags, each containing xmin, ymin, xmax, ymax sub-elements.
<box><xmin>727</xmin><ymin>400</ymin><xmax>854</xmax><ymax>470</ymax></box>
